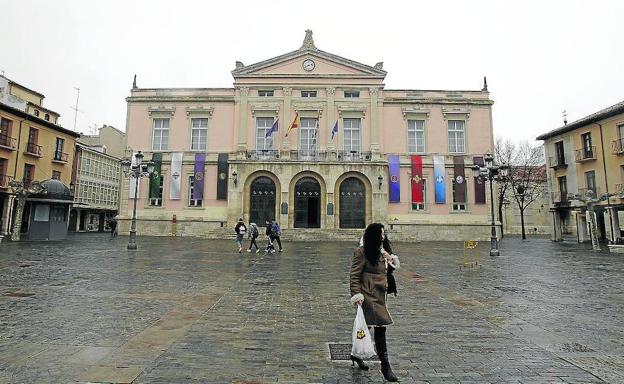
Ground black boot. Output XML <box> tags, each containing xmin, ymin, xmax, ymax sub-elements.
<box><xmin>374</xmin><ymin>327</ymin><xmax>398</xmax><ymax>382</ymax></box>
<box><xmin>349</xmin><ymin>354</ymin><xmax>369</xmax><ymax>370</ymax></box>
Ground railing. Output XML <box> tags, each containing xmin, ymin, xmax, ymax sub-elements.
<box><xmin>25</xmin><ymin>142</ymin><xmax>43</xmax><ymax>156</ymax></box>
<box><xmin>244</xmin><ymin>149</ymin><xmax>373</xmax><ymax>162</ymax></box>
<box><xmin>575</xmin><ymin>146</ymin><xmax>596</xmax><ymax>162</ymax></box>
<box><xmin>616</xmin><ymin>183</ymin><xmax>624</xmax><ymax>197</ymax></box>
<box><xmin>548</xmin><ymin>156</ymin><xmax>567</xmax><ymax>169</ymax></box>
<box><xmin>53</xmin><ymin>151</ymin><xmax>69</xmax><ymax>162</ymax></box>
<box><xmin>612</xmin><ymin>138</ymin><xmax>624</xmax><ymax>155</ymax></box>
<box><xmin>246</xmin><ymin>149</ymin><xmax>280</xmax><ymax>160</ymax></box>
<box><xmin>0</xmin><ymin>174</ymin><xmax>13</xmax><ymax>188</ymax></box>
<box><xmin>577</xmin><ymin>187</ymin><xmax>600</xmax><ymax>199</ymax></box>
<box><xmin>0</xmin><ymin>133</ymin><xmax>17</xmax><ymax>149</ymax></box>
<box><xmin>551</xmin><ymin>191</ymin><xmax>568</xmax><ymax>203</ymax></box>
<box><xmin>334</xmin><ymin>150</ymin><xmax>372</xmax><ymax>161</ymax></box>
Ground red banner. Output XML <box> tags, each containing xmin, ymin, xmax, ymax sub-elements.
<box><xmin>411</xmin><ymin>155</ymin><xmax>424</xmax><ymax>203</ymax></box>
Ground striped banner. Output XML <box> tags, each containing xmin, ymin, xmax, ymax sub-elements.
<box><xmin>388</xmin><ymin>155</ymin><xmax>400</xmax><ymax>203</ymax></box>
<box><xmin>433</xmin><ymin>155</ymin><xmax>446</xmax><ymax>204</ymax></box>
<box><xmin>410</xmin><ymin>155</ymin><xmax>424</xmax><ymax>203</ymax></box>
<box><xmin>169</xmin><ymin>152</ymin><xmax>183</xmax><ymax>200</ymax></box>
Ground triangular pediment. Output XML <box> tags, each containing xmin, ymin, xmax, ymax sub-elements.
<box><xmin>232</xmin><ymin>48</ymin><xmax>386</xmax><ymax>79</ymax></box>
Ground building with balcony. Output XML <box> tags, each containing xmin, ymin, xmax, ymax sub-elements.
<box><xmin>537</xmin><ymin>100</ymin><xmax>624</xmax><ymax>244</ymax></box>
<box><xmin>0</xmin><ymin>75</ymin><xmax>80</xmax><ymax>241</ymax></box>
<box><xmin>120</xmin><ymin>31</ymin><xmax>496</xmax><ymax>241</ymax></box>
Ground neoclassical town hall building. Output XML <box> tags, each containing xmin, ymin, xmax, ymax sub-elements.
<box><xmin>120</xmin><ymin>31</ymin><xmax>495</xmax><ymax>240</ymax></box>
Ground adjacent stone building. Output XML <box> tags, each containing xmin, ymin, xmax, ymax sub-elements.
<box><xmin>120</xmin><ymin>31</ymin><xmax>497</xmax><ymax>241</ymax></box>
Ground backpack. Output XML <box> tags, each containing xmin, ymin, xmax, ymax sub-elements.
<box><xmin>249</xmin><ymin>223</ymin><xmax>259</xmax><ymax>238</ymax></box>
<box><xmin>271</xmin><ymin>222</ymin><xmax>281</xmax><ymax>236</ymax></box>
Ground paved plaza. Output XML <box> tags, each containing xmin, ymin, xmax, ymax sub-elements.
<box><xmin>1</xmin><ymin>234</ymin><xmax>623</xmax><ymax>383</ymax></box>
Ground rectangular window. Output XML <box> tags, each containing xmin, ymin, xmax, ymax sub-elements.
<box><xmin>255</xmin><ymin>117</ymin><xmax>275</xmax><ymax>150</ymax></box>
<box><xmin>412</xmin><ymin>180</ymin><xmax>426</xmax><ymax>211</ymax></box>
<box><xmin>28</xmin><ymin>127</ymin><xmax>38</xmax><ymax>145</ymax></box>
<box><xmin>619</xmin><ymin>124</ymin><xmax>624</xmax><ymax>139</ymax></box>
<box><xmin>50</xmin><ymin>206</ymin><xmax>66</xmax><ymax>222</ymax></box>
<box><xmin>149</xmin><ymin>176</ymin><xmax>164</xmax><ymax>206</ymax></box>
<box><xmin>54</xmin><ymin>138</ymin><xmax>65</xmax><ymax>160</ymax></box>
<box><xmin>188</xmin><ymin>176</ymin><xmax>203</xmax><ymax>207</ymax></box>
<box><xmin>299</xmin><ymin>118</ymin><xmax>318</xmax><ymax>158</ymax></box>
<box><xmin>34</xmin><ymin>109</ymin><xmax>40</xmax><ymax>117</ymax></box>
<box><xmin>554</xmin><ymin>141</ymin><xmax>565</xmax><ymax>165</ymax></box>
<box><xmin>407</xmin><ymin>120</ymin><xmax>425</xmax><ymax>153</ymax></box>
<box><xmin>558</xmin><ymin>176</ymin><xmax>567</xmax><ymax>195</ymax></box>
<box><xmin>301</xmin><ymin>90</ymin><xmax>317</xmax><ymax>98</ymax></box>
<box><xmin>0</xmin><ymin>158</ymin><xmax>7</xmax><ymax>186</ymax></box>
<box><xmin>52</xmin><ymin>170</ymin><xmax>61</xmax><ymax>180</ymax></box>
<box><xmin>23</xmin><ymin>163</ymin><xmax>34</xmax><ymax>185</ymax></box>
<box><xmin>258</xmin><ymin>90</ymin><xmax>274</xmax><ymax>97</ymax></box>
<box><xmin>343</xmin><ymin>118</ymin><xmax>361</xmax><ymax>154</ymax></box>
<box><xmin>585</xmin><ymin>170</ymin><xmax>596</xmax><ymax>193</ymax></box>
<box><xmin>44</xmin><ymin>114</ymin><xmax>50</xmax><ymax>121</ymax></box>
<box><xmin>581</xmin><ymin>132</ymin><xmax>593</xmax><ymax>158</ymax></box>
<box><xmin>448</xmin><ymin>120</ymin><xmax>466</xmax><ymax>153</ymax></box>
<box><xmin>152</xmin><ymin>118</ymin><xmax>169</xmax><ymax>150</ymax></box>
<box><xmin>452</xmin><ymin>180</ymin><xmax>467</xmax><ymax>211</ymax></box>
<box><xmin>0</xmin><ymin>118</ymin><xmax>12</xmax><ymax>147</ymax></box>
<box><xmin>344</xmin><ymin>90</ymin><xmax>360</xmax><ymax>98</ymax></box>
<box><xmin>191</xmin><ymin>118</ymin><xmax>208</xmax><ymax>150</ymax></box>
<box><xmin>34</xmin><ymin>204</ymin><xmax>49</xmax><ymax>222</ymax></box>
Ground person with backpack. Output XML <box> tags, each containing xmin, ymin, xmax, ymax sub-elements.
<box><xmin>247</xmin><ymin>222</ymin><xmax>260</xmax><ymax>253</ymax></box>
<box><xmin>234</xmin><ymin>218</ymin><xmax>247</xmax><ymax>253</ymax></box>
<box><xmin>270</xmin><ymin>219</ymin><xmax>283</xmax><ymax>252</ymax></box>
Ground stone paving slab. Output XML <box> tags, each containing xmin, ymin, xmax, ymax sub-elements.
<box><xmin>0</xmin><ymin>234</ymin><xmax>623</xmax><ymax>383</ymax></box>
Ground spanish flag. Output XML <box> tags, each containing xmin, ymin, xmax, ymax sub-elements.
<box><xmin>285</xmin><ymin>112</ymin><xmax>300</xmax><ymax>137</ymax></box>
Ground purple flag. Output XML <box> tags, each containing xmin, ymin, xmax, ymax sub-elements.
<box><xmin>331</xmin><ymin>120</ymin><xmax>338</xmax><ymax>139</ymax></box>
<box><xmin>388</xmin><ymin>155</ymin><xmax>400</xmax><ymax>203</ymax></box>
<box><xmin>265</xmin><ymin>119</ymin><xmax>278</xmax><ymax>138</ymax></box>
<box><xmin>193</xmin><ymin>153</ymin><xmax>205</xmax><ymax>200</ymax></box>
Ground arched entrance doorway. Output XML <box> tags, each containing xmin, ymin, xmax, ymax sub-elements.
<box><xmin>339</xmin><ymin>177</ymin><xmax>366</xmax><ymax>228</ymax></box>
<box><xmin>294</xmin><ymin>177</ymin><xmax>320</xmax><ymax>228</ymax></box>
<box><xmin>249</xmin><ymin>176</ymin><xmax>276</xmax><ymax>225</ymax></box>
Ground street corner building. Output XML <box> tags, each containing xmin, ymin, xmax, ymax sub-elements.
<box><xmin>0</xmin><ymin>75</ymin><xmax>80</xmax><ymax>242</ymax></box>
<box><xmin>537</xmin><ymin>100</ymin><xmax>624</xmax><ymax>247</ymax></box>
<box><xmin>120</xmin><ymin>31</ymin><xmax>497</xmax><ymax>241</ymax></box>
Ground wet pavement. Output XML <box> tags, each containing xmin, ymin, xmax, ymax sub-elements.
<box><xmin>1</xmin><ymin>234</ymin><xmax>623</xmax><ymax>383</ymax></box>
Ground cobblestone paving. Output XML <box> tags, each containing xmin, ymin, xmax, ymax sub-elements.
<box><xmin>1</xmin><ymin>234</ymin><xmax>623</xmax><ymax>383</ymax></box>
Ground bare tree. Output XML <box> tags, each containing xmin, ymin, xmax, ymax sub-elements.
<box><xmin>508</xmin><ymin>141</ymin><xmax>547</xmax><ymax>240</ymax></box>
<box><xmin>494</xmin><ymin>138</ymin><xmax>514</xmax><ymax>237</ymax></box>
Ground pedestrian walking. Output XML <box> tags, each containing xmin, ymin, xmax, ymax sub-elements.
<box><xmin>265</xmin><ymin>220</ymin><xmax>276</xmax><ymax>254</ymax></box>
<box><xmin>270</xmin><ymin>219</ymin><xmax>283</xmax><ymax>252</ymax></box>
<box><xmin>234</xmin><ymin>218</ymin><xmax>247</xmax><ymax>253</ymax></box>
<box><xmin>247</xmin><ymin>222</ymin><xmax>260</xmax><ymax>253</ymax></box>
<box><xmin>349</xmin><ymin>223</ymin><xmax>400</xmax><ymax>381</ymax></box>
<box><xmin>109</xmin><ymin>218</ymin><xmax>118</xmax><ymax>239</ymax></box>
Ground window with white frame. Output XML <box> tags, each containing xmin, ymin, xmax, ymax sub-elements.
<box><xmin>343</xmin><ymin>118</ymin><xmax>361</xmax><ymax>154</ymax></box>
<box><xmin>299</xmin><ymin>118</ymin><xmax>318</xmax><ymax>157</ymax></box>
<box><xmin>191</xmin><ymin>118</ymin><xmax>208</xmax><ymax>150</ymax></box>
<box><xmin>407</xmin><ymin>120</ymin><xmax>425</xmax><ymax>153</ymax></box>
<box><xmin>188</xmin><ymin>175</ymin><xmax>202</xmax><ymax>207</ymax></box>
<box><xmin>301</xmin><ymin>90</ymin><xmax>317</xmax><ymax>98</ymax></box>
<box><xmin>152</xmin><ymin>118</ymin><xmax>170</xmax><ymax>150</ymax></box>
<box><xmin>344</xmin><ymin>90</ymin><xmax>360</xmax><ymax>98</ymax></box>
<box><xmin>448</xmin><ymin>120</ymin><xmax>465</xmax><ymax>153</ymax></box>
<box><xmin>412</xmin><ymin>179</ymin><xmax>426</xmax><ymax>211</ymax></box>
<box><xmin>258</xmin><ymin>90</ymin><xmax>274</xmax><ymax>97</ymax></box>
<box><xmin>255</xmin><ymin>117</ymin><xmax>275</xmax><ymax>150</ymax></box>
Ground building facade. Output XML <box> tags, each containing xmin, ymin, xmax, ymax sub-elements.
<box><xmin>537</xmin><ymin>100</ymin><xmax>624</xmax><ymax>244</ymax></box>
<box><xmin>69</xmin><ymin>143</ymin><xmax>122</xmax><ymax>232</ymax></box>
<box><xmin>120</xmin><ymin>31</ymin><xmax>496</xmax><ymax>241</ymax></box>
<box><xmin>79</xmin><ymin>124</ymin><xmax>127</xmax><ymax>159</ymax></box>
<box><xmin>0</xmin><ymin>75</ymin><xmax>80</xmax><ymax>241</ymax></box>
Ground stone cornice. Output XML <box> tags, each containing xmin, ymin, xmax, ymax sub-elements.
<box><xmin>185</xmin><ymin>105</ymin><xmax>214</xmax><ymax>117</ymax></box>
<box><xmin>250</xmin><ymin>102</ymin><xmax>280</xmax><ymax>116</ymax></box>
<box><xmin>148</xmin><ymin>105</ymin><xmax>176</xmax><ymax>116</ymax></box>
<box><xmin>383</xmin><ymin>98</ymin><xmax>494</xmax><ymax>106</ymax></box>
<box><xmin>127</xmin><ymin>96</ymin><xmax>235</xmax><ymax>103</ymax></box>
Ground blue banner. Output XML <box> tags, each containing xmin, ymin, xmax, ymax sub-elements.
<box><xmin>388</xmin><ymin>155</ymin><xmax>400</xmax><ymax>203</ymax></box>
<box><xmin>434</xmin><ymin>155</ymin><xmax>446</xmax><ymax>204</ymax></box>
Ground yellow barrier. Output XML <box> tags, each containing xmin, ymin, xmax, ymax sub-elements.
<box><xmin>461</xmin><ymin>240</ymin><xmax>480</xmax><ymax>269</ymax></box>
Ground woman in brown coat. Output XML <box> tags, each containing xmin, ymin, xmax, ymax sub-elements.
<box><xmin>350</xmin><ymin>223</ymin><xmax>400</xmax><ymax>382</ymax></box>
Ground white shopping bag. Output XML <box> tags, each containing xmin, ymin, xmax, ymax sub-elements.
<box><xmin>351</xmin><ymin>305</ymin><xmax>376</xmax><ymax>359</ymax></box>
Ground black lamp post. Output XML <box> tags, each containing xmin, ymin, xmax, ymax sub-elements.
<box><xmin>472</xmin><ymin>153</ymin><xmax>509</xmax><ymax>256</ymax></box>
<box><xmin>121</xmin><ymin>151</ymin><xmax>155</xmax><ymax>250</ymax></box>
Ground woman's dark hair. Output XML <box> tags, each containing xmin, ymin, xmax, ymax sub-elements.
<box><xmin>363</xmin><ymin>223</ymin><xmax>384</xmax><ymax>265</ymax></box>
<box><xmin>382</xmin><ymin>234</ymin><xmax>393</xmax><ymax>255</ymax></box>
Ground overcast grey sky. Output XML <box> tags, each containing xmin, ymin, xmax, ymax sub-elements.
<box><xmin>2</xmin><ymin>0</ymin><xmax>622</xmax><ymax>142</ymax></box>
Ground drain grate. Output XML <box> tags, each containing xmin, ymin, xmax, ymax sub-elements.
<box><xmin>328</xmin><ymin>343</ymin><xmax>378</xmax><ymax>361</ymax></box>
<box><xmin>560</xmin><ymin>342</ymin><xmax>594</xmax><ymax>352</ymax></box>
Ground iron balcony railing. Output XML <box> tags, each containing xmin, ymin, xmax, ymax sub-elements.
<box><xmin>25</xmin><ymin>142</ymin><xmax>43</xmax><ymax>156</ymax></box>
<box><xmin>244</xmin><ymin>149</ymin><xmax>373</xmax><ymax>162</ymax></box>
<box><xmin>577</xmin><ymin>187</ymin><xmax>600</xmax><ymax>200</ymax></box>
<box><xmin>551</xmin><ymin>191</ymin><xmax>568</xmax><ymax>203</ymax></box>
<box><xmin>335</xmin><ymin>150</ymin><xmax>373</xmax><ymax>161</ymax></box>
<box><xmin>548</xmin><ymin>156</ymin><xmax>567</xmax><ymax>169</ymax></box>
<box><xmin>246</xmin><ymin>149</ymin><xmax>281</xmax><ymax>160</ymax></box>
<box><xmin>0</xmin><ymin>133</ymin><xmax>17</xmax><ymax>150</ymax></box>
<box><xmin>615</xmin><ymin>183</ymin><xmax>624</xmax><ymax>197</ymax></box>
<box><xmin>612</xmin><ymin>138</ymin><xmax>624</xmax><ymax>155</ymax></box>
<box><xmin>53</xmin><ymin>151</ymin><xmax>69</xmax><ymax>162</ymax></box>
<box><xmin>0</xmin><ymin>174</ymin><xmax>13</xmax><ymax>188</ymax></box>
<box><xmin>575</xmin><ymin>146</ymin><xmax>596</xmax><ymax>162</ymax></box>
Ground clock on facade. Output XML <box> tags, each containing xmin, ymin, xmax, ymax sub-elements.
<box><xmin>302</xmin><ymin>59</ymin><xmax>315</xmax><ymax>72</ymax></box>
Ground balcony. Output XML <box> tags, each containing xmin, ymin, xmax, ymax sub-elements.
<box><xmin>52</xmin><ymin>151</ymin><xmax>69</xmax><ymax>163</ymax></box>
<box><xmin>244</xmin><ymin>150</ymin><xmax>373</xmax><ymax>162</ymax></box>
<box><xmin>246</xmin><ymin>149</ymin><xmax>280</xmax><ymax>161</ymax></box>
<box><xmin>24</xmin><ymin>142</ymin><xmax>43</xmax><ymax>157</ymax></box>
<box><xmin>616</xmin><ymin>183</ymin><xmax>624</xmax><ymax>198</ymax></box>
<box><xmin>551</xmin><ymin>191</ymin><xmax>568</xmax><ymax>204</ymax></box>
<box><xmin>0</xmin><ymin>133</ymin><xmax>17</xmax><ymax>151</ymax></box>
<box><xmin>575</xmin><ymin>146</ymin><xmax>596</xmax><ymax>162</ymax></box>
<box><xmin>612</xmin><ymin>138</ymin><xmax>624</xmax><ymax>155</ymax></box>
<box><xmin>0</xmin><ymin>174</ymin><xmax>13</xmax><ymax>189</ymax></box>
<box><xmin>577</xmin><ymin>187</ymin><xmax>600</xmax><ymax>200</ymax></box>
<box><xmin>548</xmin><ymin>156</ymin><xmax>567</xmax><ymax>169</ymax></box>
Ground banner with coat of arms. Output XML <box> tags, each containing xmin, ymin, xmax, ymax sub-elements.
<box><xmin>388</xmin><ymin>155</ymin><xmax>400</xmax><ymax>203</ymax></box>
<box><xmin>453</xmin><ymin>156</ymin><xmax>466</xmax><ymax>203</ymax></box>
<box><xmin>193</xmin><ymin>153</ymin><xmax>205</xmax><ymax>200</ymax></box>
<box><xmin>433</xmin><ymin>155</ymin><xmax>446</xmax><ymax>204</ymax></box>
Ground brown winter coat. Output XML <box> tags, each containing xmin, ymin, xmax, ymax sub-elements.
<box><xmin>350</xmin><ymin>246</ymin><xmax>393</xmax><ymax>326</ymax></box>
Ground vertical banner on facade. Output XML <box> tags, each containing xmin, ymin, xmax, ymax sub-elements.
<box><xmin>128</xmin><ymin>152</ymin><xmax>140</xmax><ymax>199</ymax></box>
<box><xmin>433</xmin><ymin>155</ymin><xmax>446</xmax><ymax>204</ymax></box>
<box><xmin>216</xmin><ymin>153</ymin><xmax>229</xmax><ymax>200</ymax></box>
<box><xmin>193</xmin><ymin>153</ymin><xmax>205</xmax><ymax>200</ymax></box>
<box><xmin>410</xmin><ymin>155</ymin><xmax>424</xmax><ymax>203</ymax></box>
<box><xmin>388</xmin><ymin>155</ymin><xmax>401</xmax><ymax>203</ymax></box>
<box><xmin>169</xmin><ymin>152</ymin><xmax>183</xmax><ymax>200</ymax></box>
<box><xmin>149</xmin><ymin>153</ymin><xmax>163</xmax><ymax>199</ymax></box>
<box><xmin>474</xmin><ymin>156</ymin><xmax>486</xmax><ymax>204</ymax></box>
<box><xmin>453</xmin><ymin>156</ymin><xmax>466</xmax><ymax>203</ymax></box>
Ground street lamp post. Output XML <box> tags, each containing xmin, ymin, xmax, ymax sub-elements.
<box><xmin>121</xmin><ymin>151</ymin><xmax>155</xmax><ymax>250</ymax></box>
<box><xmin>472</xmin><ymin>153</ymin><xmax>509</xmax><ymax>256</ymax></box>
